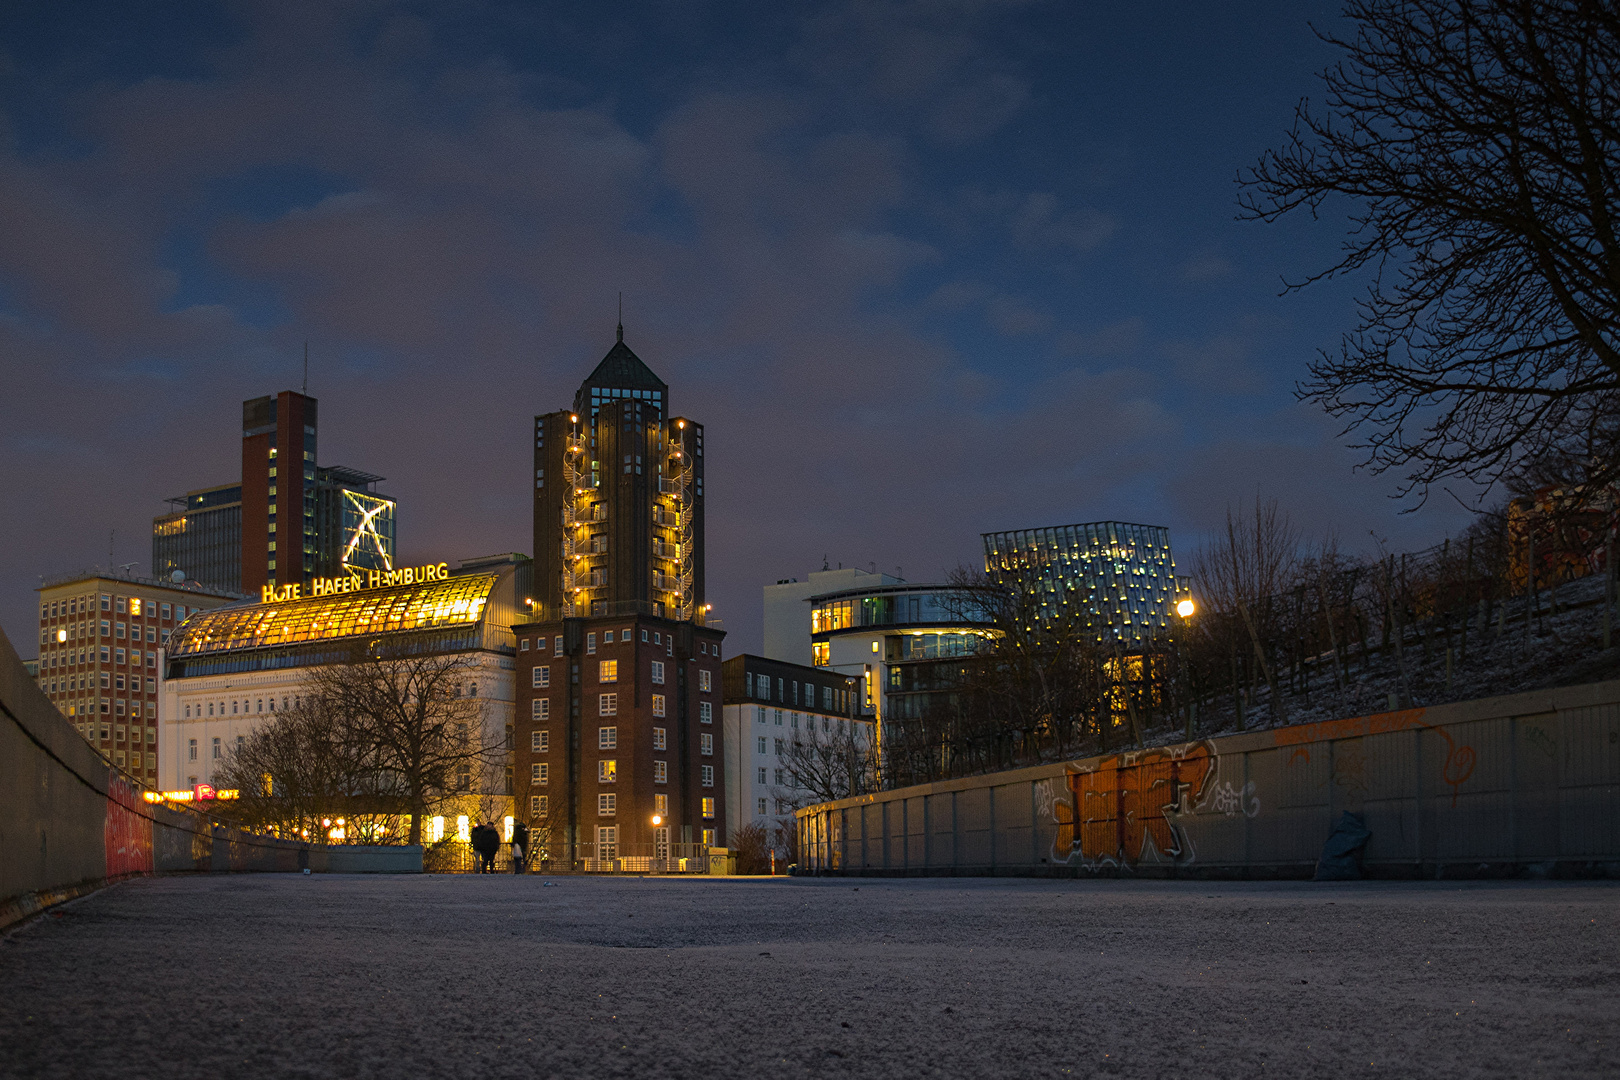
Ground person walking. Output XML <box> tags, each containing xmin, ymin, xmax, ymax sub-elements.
<box><xmin>471</xmin><ymin>820</ymin><xmax>499</xmax><ymax>873</ymax></box>
<box><xmin>511</xmin><ymin>819</ymin><xmax>530</xmax><ymax>874</ymax></box>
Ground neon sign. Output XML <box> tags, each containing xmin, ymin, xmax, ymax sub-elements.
<box><xmin>261</xmin><ymin>563</ymin><xmax>451</xmax><ymax>603</ymax></box>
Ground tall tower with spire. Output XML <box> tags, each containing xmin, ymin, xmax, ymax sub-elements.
<box><xmin>531</xmin><ymin>333</ymin><xmax>706</xmax><ymax>621</ymax></box>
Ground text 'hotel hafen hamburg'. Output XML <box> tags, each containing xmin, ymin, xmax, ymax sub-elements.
<box><xmin>160</xmin><ymin>555</ymin><xmax>529</xmax><ymax>820</ymax></box>
<box><xmin>515</xmin><ymin>328</ymin><xmax>725</xmax><ymax>869</ymax></box>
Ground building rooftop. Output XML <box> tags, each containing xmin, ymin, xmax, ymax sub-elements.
<box><xmin>167</xmin><ymin>573</ymin><xmax>499</xmax><ymax>661</ymax></box>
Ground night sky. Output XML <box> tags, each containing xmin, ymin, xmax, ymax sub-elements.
<box><xmin>0</xmin><ymin>1</ymin><xmax>1474</xmax><ymax>657</ymax></box>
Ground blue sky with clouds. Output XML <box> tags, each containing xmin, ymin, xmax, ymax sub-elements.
<box><xmin>0</xmin><ymin>0</ymin><xmax>1475</xmax><ymax>654</ymax></box>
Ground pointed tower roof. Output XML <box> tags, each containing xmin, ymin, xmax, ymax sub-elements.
<box><xmin>574</xmin><ymin>333</ymin><xmax>669</xmax><ymax>419</ymax></box>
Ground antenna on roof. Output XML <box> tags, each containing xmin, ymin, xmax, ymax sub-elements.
<box><xmin>617</xmin><ymin>292</ymin><xmax>624</xmax><ymax>343</ymax></box>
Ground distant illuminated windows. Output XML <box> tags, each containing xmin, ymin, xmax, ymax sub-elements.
<box><xmin>653</xmin><ymin>727</ymin><xmax>666</xmax><ymax>750</ymax></box>
<box><xmin>599</xmin><ymin>659</ymin><xmax>617</xmax><ymax>682</ymax></box>
<box><xmin>653</xmin><ymin>760</ymin><xmax>667</xmax><ymax>784</ymax></box>
<box><xmin>701</xmin><ymin>794</ymin><xmax>715</xmax><ymax>816</ymax></box>
<box><xmin>698</xmin><ymin>669</ymin><xmax>711</xmax><ymax>692</ymax></box>
<box><xmin>812</xmin><ymin>642</ymin><xmax>829</xmax><ymax>666</ymax></box>
<box><xmin>652</xmin><ymin>694</ymin><xmax>665</xmax><ymax>717</ymax></box>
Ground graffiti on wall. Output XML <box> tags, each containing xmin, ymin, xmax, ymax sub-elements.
<box><xmin>1050</xmin><ymin>741</ymin><xmax>1225</xmax><ymax>868</ymax></box>
<box><xmin>105</xmin><ymin>774</ymin><xmax>154</xmax><ymax>876</ymax></box>
<box><xmin>1272</xmin><ymin>707</ymin><xmax>1477</xmax><ymax>808</ymax></box>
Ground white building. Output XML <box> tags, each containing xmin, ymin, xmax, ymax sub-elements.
<box><xmin>720</xmin><ymin>653</ymin><xmax>871</xmax><ymax>851</ymax></box>
<box><xmin>160</xmin><ymin>555</ymin><xmax>527</xmax><ymax>808</ymax></box>
<box><xmin>762</xmin><ymin>566</ymin><xmax>901</xmax><ymax>666</ymax></box>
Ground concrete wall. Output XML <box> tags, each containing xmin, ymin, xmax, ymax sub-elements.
<box><xmin>1</xmin><ymin>627</ymin><xmax>418</xmax><ymax>930</ymax></box>
<box><xmin>797</xmin><ymin>680</ymin><xmax>1620</xmax><ymax>878</ymax></box>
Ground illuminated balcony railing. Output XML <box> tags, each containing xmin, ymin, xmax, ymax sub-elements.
<box><xmin>657</xmin><ymin>477</ymin><xmax>683</xmax><ymax>495</ymax></box>
<box><xmin>652</xmin><ymin>540</ymin><xmax>680</xmax><ymax>560</ymax></box>
<box><xmin>564</xmin><ymin>504</ymin><xmax>606</xmax><ymax>526</ymax></box>
<box><xmin>652</xmin><ymin>507</ymin><xmax>679</xmax><ymax>528</ymax></box>
<box><xmin>652</xmin><ymin>572</ymin><xmax>683</xmax><ymax>593</ymax></box>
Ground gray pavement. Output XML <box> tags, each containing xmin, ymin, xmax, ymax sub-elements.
<box><xmin>0</xmin><ymin>873</ymin><xmax>1615</xmax><ymax>1079</ymax></box>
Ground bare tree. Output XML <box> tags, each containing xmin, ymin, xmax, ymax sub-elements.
<box><xmin>306</xmin><ymin>646</ymin><xmax>501</xmax><ymax>846</ymax></box>
<box><xmin>729</xmin><ymin>821</ymin><xmax>772</xmax><ymax>874</ymax></box>
<box><xmin>1193</xmin><ymin>500</ymin><xmax>1299</xmax><ymax>725</ymax></box>
<box><xmin>212</xmin><ymin>698</ymin><xmax>402</xmax><ymax>841</ymax></box>
<box><xmin>779</xmin><ymin>720</ymin><xmax>879</xmax><ymax>804</ymax></box>
<box><xmin>1242</xmin><ymin>0</ymin><xmax>1620</xmax><ymax>503</ymax></box>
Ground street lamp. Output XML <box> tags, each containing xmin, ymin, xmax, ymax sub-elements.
<box><xmin>1176</xmin><ymin>598</ymin><xmax>1195</xmax><ymax>618</ymax></box>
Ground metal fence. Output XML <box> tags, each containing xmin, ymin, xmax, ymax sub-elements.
<box><xmin>798</xmin><ymin>678</ymin><xmax>1620</xmax><ymax>878</ymax></box>
<box><xmin>423</xmin><ymin>840</ymin><xmax>718</xmax><ymax>874</ymax></box>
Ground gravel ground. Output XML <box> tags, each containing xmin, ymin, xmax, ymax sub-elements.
<box><xmin>1</xmin><ymin>874</ymin><xmax>1615</xmax><ymax>1079</ymax></box>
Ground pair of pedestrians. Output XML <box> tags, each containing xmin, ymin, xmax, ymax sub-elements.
<box><xmin>468</xmin><ymin>820</ymin><xmax>530</xmax><ymax>873</ymax></box>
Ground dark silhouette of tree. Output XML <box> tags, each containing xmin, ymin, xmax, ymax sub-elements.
<box><xmin>1242</xmin><ymin>0</ymin><xmax>1620</xmax><ymax>504</ymax></box>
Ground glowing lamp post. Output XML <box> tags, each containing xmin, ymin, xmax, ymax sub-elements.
<box><xmin>1176</xmin><ymin>598</ymin><xmax>1196</xmax><ymax>619</ymax></box>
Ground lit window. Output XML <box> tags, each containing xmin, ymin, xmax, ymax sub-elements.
<box><xmin>652</xmin><ymin>693</ymin><xmax>665</xmax><ymax>717</ymax></box>
<box><xmin>598</xmin><ymin>793</ymin><xmax>616</xmax><ymax>816</ymax></box>
<box><xmin>531</xmin><ymin>730</ymin><xmax>548</xmax><ymax>753</ymax></box>
<box><xmin>653</xmin><ymin>726</ymin><xmax>666</xmax><ymax>750</ymax></box>
<box><xmin>701</xmin><ymin>795</ymin><xmax>715</xmax><ymax>817</ymax></box>
<box><xmin>598</xmin><ymin>726</ymin><xmax>617</xmax><ymax>750</ymax></box>
<box><xmin>598</xmin><ymin>759</ymin><xmax>616</xmax><ymax>783</ymax></box>
<box><xmin>653</xmin><ymin>760</ymin><xmax>668</xmax><ymax>784</ymax></box>
<box><xmin>701</xmin><ymin>765</ymin><xmax>714</xmax><ymax>788</ymax></box>
<box><xmin>599</xmin><ymin>693</ymin><xmax>617</xmax><ymax>716</ymax></box>
<box><xmin>698</xmin><ymin>669</ymin><xmax>711</xmax><ymax>692</ymax></box>
<box><xmin>812</xmin><ymin>642</ymin><xmax>829</xmax><ymax>666</ymax></box>
<box><xmin>599</xmin><ymin>659</ymin><xmax>618</xmax><ymax>683</ymax></box>
<box><xmin>531</xmin><ymin>698</ymin><xmax>549</xmax><ymax>720</ymax></box>
<box><xmin>650</xmin><ymin>661</ymin><xmax>664</xmax><ymax>685</ymax></box>
<box><xmin>700</xmin><ymin>733</ymin><xmax>713</xmax><ymax>756</ymax></box>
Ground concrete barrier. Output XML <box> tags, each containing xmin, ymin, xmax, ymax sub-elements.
<box><xmin>0</xmin><ymin>626</ymin><xmax>415</xmax><ymax>930</ymax></box>
<box><xmin>797</xmin><ymin>679</ymin><xmax>1620</xmax><ymax>878</ymax></box>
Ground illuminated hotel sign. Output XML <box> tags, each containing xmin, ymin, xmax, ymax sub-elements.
<box><xmin>260</xmin><ymin>563</ymin><xmax>452</xmax><ymax>604</ymax></box>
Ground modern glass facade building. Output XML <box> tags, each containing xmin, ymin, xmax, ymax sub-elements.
<box><xmin>151</xmin><ymin>393</ymin><xmax>396</xmax><ymax>596</ymax></box>
<box><xmin>981</xmin><ymin>521</ymin><xmax>1181</xmax><ymax>647</ymax></box>
<box><xmin>807</xmin><ymin>582</ymin><xmax>993</xmax><ymax>732</ymax></box>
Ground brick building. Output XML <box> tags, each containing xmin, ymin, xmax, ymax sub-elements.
<box><xmin>32</xmin><ymin>570</ymin><xmax>238</xmax><ymax>786</ymax></box>
<box><xmin>513</xmin><ymin>616</ymin><xmax>724</xmax><ymax>868</ymax></box>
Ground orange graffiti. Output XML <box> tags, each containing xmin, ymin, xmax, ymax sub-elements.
<box><xmin>1062</xmin><ymin>743</ymin><xmax>1217</xmax><ymax>865</ymax></box>
<box><xmin>1272</xmin><ymin>706</ymin><xmax>1477</xmax><ymax>807</ymax></box>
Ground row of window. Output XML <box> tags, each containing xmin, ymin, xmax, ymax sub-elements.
<box><xmin>754</xmin><ymin>706</ymin><xmax>852</xmax><ymax>733</ymax></box>
<box><xmin>583</xmin><ymin>793</ymin><xmax>716</xmax><ymax>819</ymax></box>
<box><xmin>42</xmin><ymin>672</ymin><xmax>154</xmax><ymax>695</ymax></box>
<box><xmin>520</xmin><ymin>628</ymin><xmax>718</xmax><ymax>657</ymax></box>
<box><xmin>41</xmin><ymin>620</ymin><xmax>172</xmax><ymax>648</ymax></box>
<box><xmin>62</xmin><ymin>698</ymin><xmax>154</xmax><ymax>719</ymax></box>
<box><xmin>745</xmin><ymin>672</ymin><xmax>843</xmax><ymax>711</ymax></box>
<box><xmin>78</xmin><ymin>722</ymin><xmax>155</xmax><ymax>743</ymax></box>
<box><xmin>39</xmin><ymin>645</ymin><xmax>160</xmax><ymax>668</ymax></box>
<box><xmin>187</xmin><ymin>734</ymin><xmax>246</xmax><ymax>760</ymax></box>
<box><xmin>41</xmin><ymin>594</ymin><xmax>198</xmax><ymax>621</ymax></box>
<box><xmin>183</xmin><ymin>696</ymin><xmax>296</xmax><ymax>719</ymax></box>
<box><xmin>527</xmin><ymin>758</ymin><xmax>715</xmax><ymax>788</ymax></box>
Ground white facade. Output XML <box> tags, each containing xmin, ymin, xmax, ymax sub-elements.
<box><xmin>722</xmin><ymin>700</ymin><xmax>874</xmax><ymax>845</ymax></box>
<box><xmin>159</xmin><ymin>657</ymin><xmax>514</xmax><ymax>792</ymax></box>
<box><xmin>762</xmin><ymin>567</ymin><xmax>900</xmax><ymax>665</ymax></box>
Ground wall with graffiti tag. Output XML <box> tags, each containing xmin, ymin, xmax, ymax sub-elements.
<box><xmin>1</xmin><ymin>626</ymin><xmax>405</xmax><ymax>931</ymax></box>
<box><xmin>798</xmin><ymin>678</ymin><xmax>1620</xmax><ymax>878</ymax></box>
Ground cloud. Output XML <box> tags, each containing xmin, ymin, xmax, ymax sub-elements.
<box><xmin>1010</xmin><ymin>191</ymin><xmax>1116</xmax><ymax>252</ymax></box>
<box><xmin>1180</xmin><ymin>251</ymin><xmax>1235</xmax><ymax>282</ymax></box>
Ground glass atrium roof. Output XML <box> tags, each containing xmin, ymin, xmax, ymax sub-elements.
<box><xmin>168</xmin><ymin>574</ymin><xmax>497</xmax><ymax>659</ymax></box>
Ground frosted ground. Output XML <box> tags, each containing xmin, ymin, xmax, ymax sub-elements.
<box><xmin>2</xmin><ymin>874</ymin><xmax>1614</xmax><ymax>1079</ymax></box>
